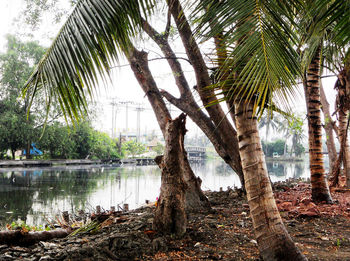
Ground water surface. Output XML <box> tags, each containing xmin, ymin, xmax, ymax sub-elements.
<box><xmin>0</xmin><ymin>159</ymin><xmax>311</xmax><ymax>227</ymax></box>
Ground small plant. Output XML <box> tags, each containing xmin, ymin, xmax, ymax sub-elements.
<box><xmin>335</xmin><ymin>238</ymin><xmax>346</xmax><ymax>248</ymax></box>
<box><xmin>6</xmin><ymin>220</ymin><xmax>51</xmax><ymax>232</ymax></box>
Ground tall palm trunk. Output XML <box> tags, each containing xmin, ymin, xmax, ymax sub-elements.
<box><xmin>304</xmin><ymin>48</ymin><xmax>332</xmax><ymax>203</ymax></box>
<box><xmin>234</xmin><ymin>100</ymin><xmax>306</xmax><ymax>261</ymax></box>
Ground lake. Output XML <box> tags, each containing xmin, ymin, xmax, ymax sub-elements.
<box><xmin>0</xmin><ymin>158</ymin><xmax>315</xmax><ymax>228</ymax></box>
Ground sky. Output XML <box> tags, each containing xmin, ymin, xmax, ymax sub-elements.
<box><xmin>0</xmin><ymin>0</ymin><xmax>339</xmax><ymax>142</ymax></box>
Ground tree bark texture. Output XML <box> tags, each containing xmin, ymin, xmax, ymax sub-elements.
<box><xmin>166</xmin><ymin>0</ymin><xmax>245</xmax><ymax>188</ymax></box>
<box><xmin>127</xmin><ymin>46</ymin><xmax>210</xmax><ymax>211</ymax></box>
<box><xmin>320</xmin><ymin>82</ymin><xmax>338</xmax><ymax>174</ymax></box>
<box><xmin>153</xmin><ymin>114</ymin><xmax>188</xmax><ymax>237</ymax></box>
<box><xmin>0</xmin><ymin>229</ymin><xmax>70</xmax><ymax>246</ymax></box>
<box><xmin>234</xmin><ymin>101</ymin><xmax>306</xmax><ymax>261</ymax></box>
<box><xmin>304</xmin><ymin>48</ymin><xmax>332</xmax><ymax>203</ymax></box>
<box><xmin>334</xmin><ymin>66</ymin><xmax>350</xmax><ymax>187</ymax></box>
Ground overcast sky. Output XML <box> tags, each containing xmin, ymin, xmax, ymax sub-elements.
<box><xmin>0</xmin><ymin>0</ymin><xmax>338</xmax><ymax>141</ymax></box>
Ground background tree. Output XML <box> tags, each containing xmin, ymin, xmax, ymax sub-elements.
<box><xmin>152</xmin><ymin>142</ymin><xmax>164</xmax><ymax>156</ymax></box>
<box><xmin>122</xmin><ymin>140</ymin><xmax>146</xmax><ymax>158</ymax></box>
<box><xmin>262</xmin><ymin>140</ymin><xmax>286</xmax><ymax>158</ymax></box>
<box><xmin>38</xmin><ymin>121</ymin><xmax>121</xmax><ymax>159</ymax></box>
<box><xmin>0</xmin><ymin>35</ymin><xmax>46</xmax><ymax>158</ymax></box>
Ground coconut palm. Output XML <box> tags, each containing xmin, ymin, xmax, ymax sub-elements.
<box><xmin>199</xmin><ymin>0</ymin><xmax>350</xmax><ymax>202</ymax></box>
<box><xmin>194</xmin><ymin>0</ymin><xmax>308</xmax><ymax>260</ymax></box>
<box><xmin>193</xmin><ymin>0</ymin><xmax>349</xmax><ymax>255</ymax></box>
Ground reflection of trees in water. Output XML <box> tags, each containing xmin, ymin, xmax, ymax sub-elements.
<box><xmin>117</xmin><ymin>166</ymin><xmax>161</xmax><ymax>179</ymax></box>
<box><xmin>0</xmin><ymin>168</ymin><xmax>109</xmax><ymax>227</ymax></box>
<box><xmin>0</xmin><ymin>171</ymin><xmax>34</xmax><ymax>226</ymax></box>
<box><xmin>267</xmin><ymin>162</ymin><xmax>285</xmax><ymax>177</ymax></box>
<box><xmin>266</xmin><ymin>161</ymin><xmax>306</xmax><ymax>178</ymax></box>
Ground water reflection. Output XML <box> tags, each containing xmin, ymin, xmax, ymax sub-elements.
<box><xmin>0</xmin><ymin>159</ymin><xmax>311</xmax><ymax>227</ymax></box>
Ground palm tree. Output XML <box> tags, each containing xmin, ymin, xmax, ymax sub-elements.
<box><xmin>195</xmin><ymin>0</ymin><xmax>307</xmax><ymax>260</ymax></box>
<box><xmin>258</xmin><ymin>112</ymin><xmax>284</xmax><ymax>155</ymax></box>
<box><xmin>195</xmin><ymin>0</ymin><xmax>349</xmax><ymax>256</ymax></box>
<box><xmin>302</xmin><ymin>0</ymin><xmax>350</xmax><ymax>190</ymax></box>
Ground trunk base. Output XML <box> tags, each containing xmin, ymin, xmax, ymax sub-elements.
<box><xmin>153</xmin><ymin>114</ymin><xmax>188</xmax><ymax>237</ymax></box>
<box><xmin>312</xmin><ymin>189</ymin><xmax>333</xmax><ymax>204</ymax></box>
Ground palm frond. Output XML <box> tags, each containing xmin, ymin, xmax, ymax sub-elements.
<box><xmin>23</xmin><ymin>0</ymin><xmax>155</xmax><ymax>121</ymax></box>
<box><xmin>316</xmin><ymin>0</ymin><xmax>350</xmax><ymax>47</ymax></box>
<box><xmin>193</xmin><ymin>0</ymin><xmax>302</xmax><ymax>113</ymax></box>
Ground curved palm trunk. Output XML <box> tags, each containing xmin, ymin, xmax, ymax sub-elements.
<box><xmin>234</xmin><ymin>101</ymin><xmax>306</xmax><ymax>261</ymax></box>
<box><xmin>304</xmin><ymin>48</ymin><xmax>332</xmax><ymax>203</ymax></box>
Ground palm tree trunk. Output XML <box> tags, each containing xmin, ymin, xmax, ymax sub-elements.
<box><xmin>234</xmin><ymin>100</ymin><xmax>306</xmax><ymax>261</ymax></box>
<box><xmin>303</xmin><ymin>47</ymin><xmax>332</xmax><ymax>203</ymax></box>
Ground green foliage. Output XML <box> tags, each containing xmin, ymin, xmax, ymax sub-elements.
<box><xmin>122</xmin><ymin>140</ymin><xmax>146</xmax><ymax>158</ymax></box>
<box><xmin>89</xmin><ymin>131</ymin><xmax>120</xmax><ymax>159</ymax></box>
<box><xmin>0</xmin><ymin>35</ymin><xmax>45</xmax><ymax>99</ymax></box>
<box><xmin>38</xmin><ymin>121</ymin><xmax>121</xmax><ymax>159</ymax></box>
<box><xmin>7</xmin><ymin>220</ymin><xmax>51</xmax><ymax>232</ymax></box>
<box><xmin>262</xmin><ymin>140</ymin><xmax>286</xmax><ymax>157</ymax></box>
<box><xmin>23</xmin><ymin>0</ymin><xmax>156</xmax><ymax>121</ymax></box>
<box><xmin>194</xmin><ymin>0</ymin><xmax>301</xmax><ymax>113</ymax></box>
<box><xmin>153</xmin><ymin>142</ymin><xmax>164</xmax><ymax>156</ymax></box>
<box><xmin>38</xmin><ymin>122</ymin><xmax>76</xmax><ymax>159</ymax></box>
<box><xmin>0</xmin><ymin>101</ymin><xmax>36</xmax><ymax>158</ymax></box>
<box><xmin>0</xmin><ymin>35</ymin><xmax>46</xmax><ymax>158</ymax></box>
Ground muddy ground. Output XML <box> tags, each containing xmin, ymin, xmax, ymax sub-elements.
<box><xmin>0</xmin><ymin>181</ymin><xmax>350</xmax><ymax>260</ymax></box>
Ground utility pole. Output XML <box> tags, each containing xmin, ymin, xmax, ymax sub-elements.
<box><xmin>110</xmin><ymin>97</ymin><xmax>118</xmax><ymax>138</ymax></box>
<box><xmin>135</xmin><ymin>104</ymin><xmax>145</xmax><ymax>142</ymax></box>
<box><xmin>119</xmin><ymin>101</ymin><xmax>133</xmax><ymax>140</ymax></box>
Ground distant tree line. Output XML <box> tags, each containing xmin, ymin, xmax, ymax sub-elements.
<box><xmin>0</xmin><ymin>35</ymin><xmax>147</xmax><ymax>160</ymax></box>
<box><xmin>37</xmin><ymin>121</ymin><xmax>121</xmax><ymax>160</ymax></box>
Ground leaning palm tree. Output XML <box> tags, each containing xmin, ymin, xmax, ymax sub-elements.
<box><xmin>195</xmin><ymin>0</ymin><xmax>306</xmax><ymax>260</ymax></box>
<box><xmin>195</xmin><ymin>0</ymin><xmax>349</xmax><ymax>257</ymax></box>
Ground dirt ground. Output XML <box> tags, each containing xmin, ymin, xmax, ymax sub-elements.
<box><xmin>0</xmin><ymin>181</ymin><xmax>350</xmax><ymax>260</ymax></box>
